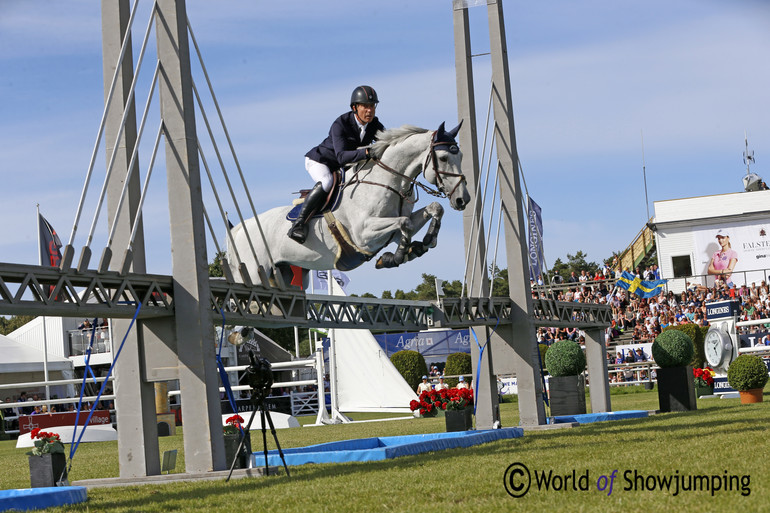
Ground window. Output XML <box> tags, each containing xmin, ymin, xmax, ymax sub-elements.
<box><xmin>671</xmin><ymin>255</ymin><xmax>692</xmax><ymax>278</ymax></box>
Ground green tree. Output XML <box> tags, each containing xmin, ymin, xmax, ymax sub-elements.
<box><xmin>208</xmin><ymin>250</ymin><xmax>226</xmax><ymax>278</ymax></box>
<box><xmin>0</xmin><ymin>315</ymin><xmax>36</xmax><ymax>336</ymax></box>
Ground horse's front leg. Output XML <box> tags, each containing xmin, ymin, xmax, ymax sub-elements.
<box><xmin>406</xmin><ymin>202</ymin><xmax>444</xmax><ymax>260</ymax></box>
<box><xmin>366</xmin><ymin>217</ymin><xmax>413</xmax><ymax>269</ymax></box>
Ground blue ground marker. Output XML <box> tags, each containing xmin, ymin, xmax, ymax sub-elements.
<box><xmin>261</xmin><ymin>428</ymin><xmax>524</xmax><ymax>467</ymax></box>
<box><xmin>0</xmin><ymin>487</ymin><xmax>87</xmax><ymax>512</ymax></box>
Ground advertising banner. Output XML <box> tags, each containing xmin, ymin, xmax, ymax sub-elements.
<box><xmin>373</xmin><ymin>329</ymin><xmax>471</xmax><ymax>360</ymax></box>
<box><xmin>692</xmin><ymin>220</ymin><xmax>770</xmax><ymax>287</ymax></box>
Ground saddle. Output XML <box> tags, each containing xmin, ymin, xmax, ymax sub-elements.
<box><xmin>285</xmin><ymin>169</ymin><xmax>343</xmax><ymax>222</ymax></box>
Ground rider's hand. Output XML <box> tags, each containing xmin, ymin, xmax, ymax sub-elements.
<box><xmin>366</xmin><ymin>148</ymin><xmax>377</xmax><ymax>160</ymax></box>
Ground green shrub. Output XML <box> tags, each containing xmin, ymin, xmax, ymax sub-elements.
<box><xmin>444</xmin><ymin>352</ymin><xmax>472</xmax><ymax>388</ymax></box>
<box><xmin>727</xmin><ymin>354</ymin><xmax>769</xmax><ymax>391</ymax></box>
<box><xmin>390</xmin><ymin>350</ymin><xmax>428</xmax><ymax>391</ymax></box>
<box><xmin>544</xmin><ymin>340</ymin><xmax>586</xmax><ymax>377</ymax></box>
<box><xmin>652</xmin><ymin>330</ymin><xmax>694</xmax><ymax>368</ymax></box>
<box><xmin>661</xmin><ymin>324</ymin><xmax>704</xmax><ymax>368</ymax></box>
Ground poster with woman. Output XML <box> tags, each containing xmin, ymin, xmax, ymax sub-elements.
<box><xmin>707</xmin><ymin>229</ymin><xmax>738</xmax><ymax>287</ymax></box>
<box><xmin>693</xmin><ymin>221</ymin><xmax>770</xmax><ymax>288</ymax></box>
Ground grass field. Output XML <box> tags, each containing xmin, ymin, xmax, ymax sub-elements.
<box><xmin>2</xmin><ymin>387</ymin><xmax>768</xmax><ymax>512</ymax></box>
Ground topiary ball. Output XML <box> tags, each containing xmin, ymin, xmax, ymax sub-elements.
<box><xmin>727</xmin><ymin>354</ymin><xmax>769</xmax><ymax>391</ymax></box>
<box><xmin>544</xmin><ymin>340</ymin><xmax>586</xmax><ymax>377</ymax></box>
<box><xmin>652</xmin><ymin>329</ymin><xmax>694</xmax><ymax>368</ymax></box>
<box><xmin>390</xmin><ymin>350</ymin><xmax>428</xmax><ymax>391</ymax></box>
<box><xmin>444</xmin><ymin>352</ymin><xmax>472</xmax><ymax>388</ymax></box>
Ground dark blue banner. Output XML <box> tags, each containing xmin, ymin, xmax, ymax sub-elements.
<box><xmin>527</xmin><ymin>196</ymin><xmax>544</xmax><ymax>281</ymax></box>
<box><xmin>374</xmin><ymin>329</ymin><xmax>471</xmax><ymax>358</ymax></box>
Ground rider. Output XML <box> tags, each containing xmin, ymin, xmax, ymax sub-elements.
<box><xmin>288</xmin><ymin>85</ymin><xmax>385</xmax><ymax>244</ymax></box>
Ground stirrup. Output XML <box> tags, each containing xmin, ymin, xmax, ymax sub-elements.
<box><xmin>288</xmin><ymin>223</ymin><xmax>308</xmax><ymax>244</ymax></box>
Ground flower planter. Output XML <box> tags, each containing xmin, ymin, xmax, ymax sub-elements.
<box><xmin>445</xmin><ymin>407</ymin><xmax>473</xmax><ymax>432</ymax></box>
<box><xmin>739</xmin><ymin>388</ymin><xmax>764</xmax><ymax>404</ymax></box>
<box><xmin>29</xmin><ymin>453</ymin><xmax>67</xmax><ymax>488</ymax></box>
<box><xmin>224</xmin><ymin>432</ymin><xmax>252</xmax><ymax>469</ymax></box>
<box><xmin>548</xmin><ymin>375</ymin><xmax>586</xmax><ymax>417</ymax></box>
<box><xmin>657</xmin><ymin>366</ymin><xmax>697</xmax><ymax>412</ymax></box>
<box><xmin>695</xmin><ymin>384</ymin><xmax>714</xmax><ymax>398</ymax></box>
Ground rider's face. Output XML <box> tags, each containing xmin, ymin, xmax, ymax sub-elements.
<box><xmin>353</xmin><ymin>103</ymin><xmax>376</xmax><ymax>124</ymax></box>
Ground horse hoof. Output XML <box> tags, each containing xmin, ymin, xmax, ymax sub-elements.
<box><xmin>375</xmin><ymin>257</ymin><xmax>384</xmax><ymax>269</ymax></box>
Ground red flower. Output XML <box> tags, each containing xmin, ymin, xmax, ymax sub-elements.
<box><xmin>30</xmin><ymin>428</ymin><xmax>41</xmax><ymax>439</ymax></box>
<box><xmin>226</xmin><ymin>414</ymin><xmax>244</xmax><ymax>426</ymax></box>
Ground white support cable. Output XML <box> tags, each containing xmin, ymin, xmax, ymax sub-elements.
<box><xmin>186</xmin><ymin>18</ymin><xmax>278</xmax><ymax>272</ymax></box>
<box><xmin>197</xmin><ymin>142</ymin><xmax>246</xmax><ymax>266</ymax></box>
<box><xmin>192</xmin><ymin>81</ymin><xmax>262</xmax><ymax>271</ymax></box>
<box><xmin>83</xmin><ymin>9</ymin><xmax>157</xmax><ymax>249</ymax></box>
<box><xmin>479</xmin><ymin>164</ymin><xmax>501</xmax><ymax>297</ymax></box>
<box><xmin>105</xmin><ymin>64</ymin><xmax>160</xmax><ymax>248</ymax></box>
<box><xmin>464</xmin><ymin>137</ymin><xmax>497</xmax><ymax>298</ymax></box>
<box><xmin>461</xmin><ymin>83</ymin><xmax>495</xmax><ymax>298</ymax></box>
<box><xmin>67</xmin><ymin>0</ymin><xmax>145</xmax><ymax>247</ymax></box>
<box><xmin>127</xmin><ymin>122</ymin><xmax>164</xmax><ymax>249</ymax></box>
<box><xmin>201</xmin><ymin>204</ymin><xmax>224</xmax><ymax>257</ymax></box>
<box><xmin>488</xmin><ymin>192</ymin><xmax>504</xmax><ymax>299</ymax></box>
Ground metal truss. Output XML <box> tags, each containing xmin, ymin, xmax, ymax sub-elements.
<box><xmin>0</xmin><ymin>262</ymin><xmax>173</xmax><ymax>319</ymax></box>
<box><xmin>0</xmin><ymin>262</ymin><xmax>611</xmax><ymax>331</ymax></box>
<box><xmin>209</xmin><ymin>279</ymin><xmax>307</xmax><ymax>327</ymax></box>
<box><xmin>532</xmin><ymin>298</ymin><xmax>613</xmax><ymax>329</ymax></box>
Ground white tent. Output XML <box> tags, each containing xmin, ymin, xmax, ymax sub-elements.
<box><xmin>0</xmin><ymin>334</ymin><xmax>75</xmax><ymax>399</ymax></box>
<box><xmin>326</xmin><ymin>279</ymin><xmax>418</xmax><ymax>414</ymax></box>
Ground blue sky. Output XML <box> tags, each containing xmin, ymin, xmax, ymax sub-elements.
<box><xmin>1</xmin><ymin>1</ymin><xmax>769</xmax><ymax>296</ymax></box>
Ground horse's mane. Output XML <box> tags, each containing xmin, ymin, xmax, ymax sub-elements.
<box><xmin>368</xmin><ymin>125</ymin><xmax>429</xmax><ymax>160</ymax></box>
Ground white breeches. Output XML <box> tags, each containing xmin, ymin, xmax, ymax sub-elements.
<box><xmin>305</xmin><ymin>157</ymin><xmax>334</xmax><ymax>192</ymax></box>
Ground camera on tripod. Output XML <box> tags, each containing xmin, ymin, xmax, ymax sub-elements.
<box><xmin>246</xmin><ymin>350</ymin><xmax>273</xmax><ymax>393</ymax></box>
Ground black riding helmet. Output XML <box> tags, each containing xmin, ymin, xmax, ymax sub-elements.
<box><xmin>350</xmin><ymin>85</ymin><xmax>379</xmax><ymax>109</ymax></box>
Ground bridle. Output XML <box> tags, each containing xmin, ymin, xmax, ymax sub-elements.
<box><xmin>344</xmin><ymin>130</ymin><xmax>466</xmax><ymax>203</ymax></box>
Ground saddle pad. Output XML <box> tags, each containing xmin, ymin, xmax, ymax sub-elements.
<box><xmin>286</xmin><ymin>172</ymin><xmax>344</xmax><ymax>222</ymax></box>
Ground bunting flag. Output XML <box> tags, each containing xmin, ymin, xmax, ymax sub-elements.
<box><xmin>527</xmin><ymin>196</ymin><xmax>545</xmax><ymax>281</ymax></box>
<box><xmin>312</xmin><ymin>269</ymin><xmax>350</xmax><ymax>292</ymax></box>
<box><xmin>38</xmin><ymin>213</ymin><xmax>62</xmax><ymax>268</ymax></box>
<box><xmin>616</xmin><ymin>271</ymin><xmax>667</xmax><ymax>298</ymax></box>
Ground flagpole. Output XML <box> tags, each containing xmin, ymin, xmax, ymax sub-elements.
<box><xmin>37</xmin><ymin>205</ymin><xmax>52</xmax><ymax>408</ymax></box>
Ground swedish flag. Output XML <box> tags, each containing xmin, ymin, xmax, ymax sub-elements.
<box><xmin>616</xmin><ymin>271</ymin><xmax>667</xmax><ymax>298</ymax></box>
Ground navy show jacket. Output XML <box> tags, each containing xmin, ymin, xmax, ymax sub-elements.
<box><xmin>305</xmin><ymin>111</ymin><xmax>384</xmax><ymax>170</ymax></box>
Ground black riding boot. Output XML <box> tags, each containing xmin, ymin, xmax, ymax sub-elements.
<box><xmin>288</xmin><ymin>182</ymin><xmax>327</xmax><ymax>244</ymax></box>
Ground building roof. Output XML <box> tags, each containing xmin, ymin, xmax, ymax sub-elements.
<box><xmin>0</xmin><ymin>334</ymin><xmax>73</xmax><ymax>373</ymax></box>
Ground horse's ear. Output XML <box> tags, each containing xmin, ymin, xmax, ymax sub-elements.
<box><xmin>437</xmin><ymin>121</ymin><xmax>447</xmax><ymax>137</ymax></box>
<box><xmin>447</xmin><ymin>120</ymin><xmax>463</xmax><ymax>139</ymax></box>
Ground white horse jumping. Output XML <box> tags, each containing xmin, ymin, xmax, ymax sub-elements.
<box><xmin>228</xmin><ymin>121</ymin><xmax>469</xmax><ymax>287</ymax></box>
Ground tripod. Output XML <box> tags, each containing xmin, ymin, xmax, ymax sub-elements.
<box><xmin>226</xmin><ymin>352</ymin><xmax>290</xmax><ymax>482</ymax></box>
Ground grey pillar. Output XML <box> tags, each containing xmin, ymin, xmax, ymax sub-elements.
<box><xmin>585</xmin><ymin>328</ymin><xmax>612</xmax><ymax>413</ymax></box>
<box><xmin>155</xmin><ymin>0</ymin><xmax>225</xmax><ymax>472</ymax></box>
<box><xmin>487</xmin><ymin>0</ymin><xmax>545</xmax><ymax>426</ymax></box>
<box><xmin>452</xmin><ymin>3</ymin><xmax>500</xmax><ymax>429</ymax></box>
<box><xmin>101</xmin><ymin>0</ymin><xmax>160</xmax><ymax>477</ymax></box>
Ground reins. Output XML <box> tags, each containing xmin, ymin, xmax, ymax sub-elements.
<box><xmin>343</xmin><ymin>130</ymin><xmax>466</xmax><ymax>202</ymax></box>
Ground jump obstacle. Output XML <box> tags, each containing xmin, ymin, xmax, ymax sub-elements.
<box><xmin>0</xmin><ymin>0</ymin><xmax>613</xmax><ymax>491</ymax></box>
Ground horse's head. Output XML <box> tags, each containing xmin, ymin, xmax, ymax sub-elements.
<box><xmin>424</xmin><ymin>121</ymin><xmax>470</xmax><ymax>211</ymax></box>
